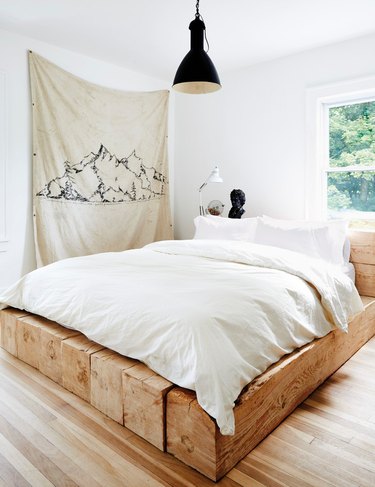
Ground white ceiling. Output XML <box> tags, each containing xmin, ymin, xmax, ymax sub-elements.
<box><xmin>1</xmin><ymin>0</ymin><xmax>375</xmax><ymax>82</ymax></box>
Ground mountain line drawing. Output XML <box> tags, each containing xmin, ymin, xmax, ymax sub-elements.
<box><xmin>36</xmin><ymin>145</ymin><xmax>167</xmax><ymax>203</ymax></box>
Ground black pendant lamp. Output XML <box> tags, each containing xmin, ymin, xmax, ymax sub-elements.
<box><xmin>173</xmin><ymin>0</ymin><xmax>221</xmax><ymax>94</ymax></box>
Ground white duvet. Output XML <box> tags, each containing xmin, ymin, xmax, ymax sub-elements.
<box><xmin>0</xmin><ymin>239</ymin><xmax>363</xmax><ymax>435</ymax></box>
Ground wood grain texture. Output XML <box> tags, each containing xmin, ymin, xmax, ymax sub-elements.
<box><xmin>123</xmin><ymin>362</ymin><xmax>174</xmax><ymax>451</ymax></box>
<box><xmin>167</xmin><ymin>297</ymin><xmax>375</xmax><ymax>481</ymax></box>
<box><xmin>61</xmin><ymin>335</ymin><xmax>104</xmax><ymax>402</ymax></box>
<box><xmin>353</xmin><ymin>262</ymin><xmax>375</xmax><ymax>297</ymax></box>
<box><xmin>90</xmin><ymin>349</ymin><xmax>137</xmax><ymax>424</ymax></box>
<box><xmin>0</xmin><ymin>335</ymin><xmax>374</xmax><ymax>486</ymax></box>
<box><xmin>349</xmin><ymin>229</ymin><xmax>375</xmax><ymax>265</ymax></box>
<box><xmin>350</xmin><ymin>230</ymin><xmax>375</xmax><ymax>297</ymax></box>
<box><xmin>16</xmin><ymin>315</ymin><xmax>67</xmax><ymax>370</ymax></box>
<box><xmin>0</xmin><ymin>308</ymin><xmax>29</xmax><ymax>356</ymax></box>
<box><xmin>39</xmin><ymin>321</ymin><xmax>80</xmax><ymax>385</ymax></box>
<box><xmin>16</xmin><ymin>317</ymin><xmax>42</xmax><ymax>369</ymax></box>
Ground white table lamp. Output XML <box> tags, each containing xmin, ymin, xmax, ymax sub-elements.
<box><xmin>198</xmin><ymin>166</ymin><xmax>223</xmax><ymax>215</ymax></box>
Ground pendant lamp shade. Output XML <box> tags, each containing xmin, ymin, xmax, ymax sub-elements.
<box><xmin>173</xmin><ymin>12</ymin><xmax>221</xmax><ymax>94</ymax></box>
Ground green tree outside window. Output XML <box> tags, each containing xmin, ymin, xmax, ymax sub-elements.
<box><xmin>328</xmin><ymin>101</ymin><xmax>375</xmax><ymax>229</ymax></box>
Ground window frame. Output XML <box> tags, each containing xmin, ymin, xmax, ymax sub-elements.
<box><xmin>305</xmin><ymin>76</ymin><xmax>375</xmax><ymax>221</ymax></box>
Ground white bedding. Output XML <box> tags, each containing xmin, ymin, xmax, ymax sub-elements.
<box><xmin>342</xmin><ymin>261</ymin><xmax>355</xmax><ymax>282</ymax></box>
<box><xmin>0</xmin><ymin>239</ymin><xmax>363</xmax><ymax>435</ymax></box>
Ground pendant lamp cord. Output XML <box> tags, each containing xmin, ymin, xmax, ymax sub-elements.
<box><xmin>195</xmin><ymin>0</ymin><xmax>200</xmax><ymax>17</ymax></box>
<box><xmin>195</xmin><ymin>0</ymin><xmax>210</xmax><ymax>53</ymax></box>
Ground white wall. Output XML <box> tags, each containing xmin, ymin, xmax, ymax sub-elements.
<box><xmin>0</xmin><ymin>28</ymin><xmax>171</xmax><ymax>292</ymax></box>
<box><xmin>3</xmin><ymin>28</ymin><xmax>375</xmax><ymax>290</ymax></box>
<box><xmin>174</xmin><ymin>32</ymin><xmax>375</xmax><ymax>239</ymax></box>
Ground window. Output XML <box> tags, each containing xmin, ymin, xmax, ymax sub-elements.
<box><xmin>327</xmin><ymin>101</ymin><xmax>375</xmax><ymax>229</ymax></box>
<box><xmin>306</xmin><ymin>76</ymin><xmax>375</xmax><ymax>229</ymax></box>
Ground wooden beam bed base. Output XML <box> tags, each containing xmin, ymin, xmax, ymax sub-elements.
<box><xmin>0</xmin><ymin>230</ymin><xmax>374</xmax><ymax>482</ymax></box>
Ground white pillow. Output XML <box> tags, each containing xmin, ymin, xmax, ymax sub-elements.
<box><xmin>254</xmin><ymin>219</ymin><xmax>331</xmax><ymax>260</ymax></box>
<box><xmin>260</xmin><ymin>215</ymin><xmax>348</xmax><ymax>265</ymax></box>
<box><xmin>194</xmin><ymin>215</ymin><xmax>258</xmax><ymax>241</ymax></box>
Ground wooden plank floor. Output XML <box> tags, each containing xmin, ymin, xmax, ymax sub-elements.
<box><xmin>0</xmin><ymin>338</ymin><xmax>374</xmax><ymax>487</ymax></box>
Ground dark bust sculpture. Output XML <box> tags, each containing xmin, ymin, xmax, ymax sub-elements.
<box><xmin>228</xmin><ymin>189</ymin><xmax>246</xmax><ymax>219</ymax></box>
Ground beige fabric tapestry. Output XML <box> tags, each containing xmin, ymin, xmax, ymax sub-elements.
<box><xmin>29</xmin><ymin>52</ymin><xmax>172</xmax><ymax>267</ymax></box>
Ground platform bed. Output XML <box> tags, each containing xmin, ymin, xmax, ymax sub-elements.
<box><xmin>1</xmin><ymin>230</ymin><xmax>375</xmax><ymax>481</ymax></box>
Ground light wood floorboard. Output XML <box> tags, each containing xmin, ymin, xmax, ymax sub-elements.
<box><xmin>0</xmin><ymin>337</ymin><xmax>374</xmax><ymax>486</ymax></box>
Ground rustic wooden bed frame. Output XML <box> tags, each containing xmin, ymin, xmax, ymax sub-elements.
<box><xmin>1</xmin><ymin>230</ymin><xmax>374</xmax><ymax>481</ymax></box>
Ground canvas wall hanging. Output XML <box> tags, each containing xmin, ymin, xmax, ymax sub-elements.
<box><xmin>29</xmin><ymin>52</ymin><xmax>172</xmax><ymax>267</ymax></box>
